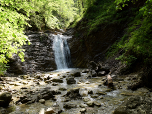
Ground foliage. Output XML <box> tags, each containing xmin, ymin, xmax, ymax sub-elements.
<box><xmin>29</xmin><ymin>0</ymin><xmax>79</xmax><ymax>30</ymax></box>
<box><xmin>0</xmin><ymin>0</ymin><xmax>32</xmax><ymax>75</ymax></box>
<box><xmin>0</xmin><ymin>0</ymin><xmax>83</xmax><ymax>75</ymax></box>
<box><xmin>77</xmin><ymin>0</ymin><xmax>116</xmax><ymax>35</ymax></box>
<box><xmin>107</xmin><ymin>0</ymin><xmax>152</xmax><ymax>66</ymax></box>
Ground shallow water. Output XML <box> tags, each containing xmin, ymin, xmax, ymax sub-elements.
<box><xmin>1</xmin><ymin>68</ymin><xmax>150</xmax><ymax>114</ymax></box>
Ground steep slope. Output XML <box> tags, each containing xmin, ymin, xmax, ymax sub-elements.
<box><xmin>68</xmin><ymin>0</ymin><xmax>146</xmax><ymax>68</ymax></box>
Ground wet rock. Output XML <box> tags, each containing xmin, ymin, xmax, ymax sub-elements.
<box><xmin>19</xmin><ymin>75</ymin><xmax>29</xmax><ymax>79</ymax></box>
<box><xmin>52</xmin><ymin>82</ymin><xmax>58</xmax><ymax>86</ymax></box>
<box><xmin>45</xmin><ymin>79</ymin><xmax>52</xmax><ymax>83</ymax></box>
<box><xmin>22</xmin><ymin>81</ymin><xmax>28</xmax><ymax>85</ymax></box>
<box><xmin>88</xmin><ymin>61</ymin><xmax>98</xmax><ymax>70</ymax></box>
<box><xmin>113</xmin><ymin>96</ymin><xmax>152</xmax><ymax>114</ymax></box>
<box><xmin>91</xmin><ymin>70</ymin><xmax>97</xmax><ymax>77</ymax></box>
<box><xmin>34</xmin><ymin>74</ymin><xmax>43</xmax><ymax>80</ymax></box>
<box><xmin>20</xmin><ymin>87</ymin><xmax>28</xmax><ymax>89</ymax></box>
<box><xmin>39</xmin><ymin>108</ymin><xmax>45</xmax><ymax>114</ymax></box>
<box><xmin>77</xmin><ymin>82</ymin><xmax>82</xmax><ymax>84</ymax></box>
<box><xmin>116</xmin><ymin>78</ymin><xmax>124</xmax><ymax>81</ymax></box>
<box><xmin>97</xmin><ymin>96</ymin><xmax>104</xmax><ymax>99</ymax></box>
<box><xmin>94</xmin><ymin>101</ymin><xmax>101</xmax><ymax>107</ymax></box>
<box><xmin>59</xmin><ymin>87</ymin><xmax>67</xmax><ymax>91</ymax></box>
<box><xmin>0</xmin><ymin>92</ymin><xmax>12</xmax><ymax>107</ymax></box>
<box><xmin>62</xmin><ymin>75</ymin><xmax>67</xmax><ymax>78</ymax></box>
<box><xmin>52</xmin><ymin>90</ymin><xmax>61</xmax><ymax>95</ymax></box>
<box><xmin>15</xmin><ymin>83</ymin><xmax>22</xmax><ymax>86</ymax></box>
<box><xmin>98</xmin><ymin>66</ymin><xmax>110</xmax><ymax>74</ymax></box>
<box><xmin>16</xmin><ymin>87</ymin><xmax>56</xmax><ymax>104</ymax></box>
<box><xmin>51</xmin><ymin>78</ymin><xmax>63</xmax><ymax>83</ymax></box>
<box><xmin>0</xmin><ymin>77</ymin><xmax>3</xmax><ymax>81</ymax></box>
<box><xmin>88</xmin><ymin>90</ymin><xmax>93</xmax><ymax>94</ymax></box>
<box><xmin>125</xmin><ymin>77</ymin><xmax>131</xmax><ymax>81</ymax></box>
<box><xmin>91</xmin><ymin>95</ymin><xmax>99</xmax><ymax>98</ymax></box>
<box><xmin>36</xmin><ymin>81</ymin><xmax>40</xmax><ymax>85</ymax></box>
<box><xmin>73</xmin><ymin>72</ymin><xmax>81</xmax><ymax>77</ymax></box>
<box><xmin>39</xmin><ymin>99</ymin><xmax>45</xmax><ymax>104</ymax></box>
<box><xmin>45</xmin><ymin>107</ymin><xmax>55</xmax><ymax>114</ymax></box>
<box><xmin>63</xmin><ymin>103</ymin><xmax>77</xmax><ymax>109</ymax></box>
<box><xmin>64</xmin><ymin>88</ymin><xmax>81</xmax><ymax>99</ymax></box>
<box><xmin>83</xmin><ymin>97</ymin><xmax>91</xmax><ymax>102</ymax></box>
<box><xmin>97</xmin><ymin>91</ymin><xmax>106</xmax><ymax>95</ymax></box>
<box><xmin>80</xmin><ymin>103</ymin><xmax>88</xmax><ymax>108</ymax></box>
<box><xmin>82</xmin><ymin>69</ymin><xmax>90</xmax><ymax>73</ymax></box>
<box><xmin>0</xmin><ymin>107</ymin><xmax>7</xmax><ymax>114</ymax></box>
<box><xmin>66</xmin><ymin>78</ymin><xmax>76</xmax><ymax>84</ymax></box>
<box><xmin>98</xmin><ymin>71</ymin><xmax>106</xmax><ymax>76</ymax></box>
<box><xmin>104</xmin><ymin>89</ymin><xmax>113</xmax><ymax>92</ymax></box>
<box><xmin>86</xmin><ymin>101</ymin><xmax>94</xmax><ymax>107</ymax></box>
<box><xmin>80</xmin><ymin>88</ymin><xmax>88</xmax><ymax>97</ymax></box>
<box><xmin>44</xmin><ymin>75</ymin><xmax>51</xmax><ymax>81</ymax></box>
<box><xmin>111</xmin><ymin>74</ymin><xmax>118</xmax><ymax>80</ymax></box>
<box><xmin>120</xmin><ymin>92</ymin><xmax>134</xmax><ymax>96</ymax></box>
<box><xmin>64</xmin><ymin>97</ymin><xmax>70</xmax><ymax>102</ymax></box>
<box><xmin>85</xmin><ymin>81</ymin><xmax>90</xmax><ymax>84</ymax></box>
<box><xmin>9</xmin><ymin>82</ymin><xmax>15</xmax><ymax>85</ymax></box>
<box><xmin>80</xmin><ymin>108</ymin><xmax>86</xmax><ymax>113</ymax></box>
<box><xmin>52</xmin><ymin>107</ymin><xmax>63</xmax><ymax>114</ymax></box>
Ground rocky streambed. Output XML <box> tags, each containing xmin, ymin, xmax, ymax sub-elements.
<box><xmin>0</xmin><ymin>69</ymin><xmax>152</xmax><ymax>114</ymax></box>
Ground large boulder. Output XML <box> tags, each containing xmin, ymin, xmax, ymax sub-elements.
<box><xmin>73</xmin><ymin>72</ymin><xmax>81</xmax><ymax>77</ymax></box>
<box><xmin>64</xmin><ymin>88</ymin><xmax>81</xmax><ymax>99</ymax></box>
<box><xmin>0</xmin><ymin>92</ymin><xmax>12</xmax><ymax>107</ymax></box>
<box><xmin>66</xmin><ymin>77</ymin><xmax>76</xmax><ymax>84</ymax></box>
<box><xmin>91</xmin><ymin>70</ymin><xmax>97</xmax><ymax>77</ymax></box>
<box><xmin>88</xmin><ymin>61</ymin><xmax>98</xmax><ymax>70</ymax></box>
<box><xmin>113</xmin><ymin>96</ymin><xmax>152</xmax><ymax>114</ymax></box>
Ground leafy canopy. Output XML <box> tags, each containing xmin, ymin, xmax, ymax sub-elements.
<box><xmin>0</xmin><ymin>0</ymin><xmax>86</xmax><ymax>75</ymax></box>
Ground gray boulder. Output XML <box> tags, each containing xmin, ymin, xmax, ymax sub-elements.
<box><xmin>66</xmin><ymin>78</ymin><xmax>76</xmax><ymax>84</ymax></box>
<box><xmin>73</xmin><ymin>72</ymin><xmax>81</xmax><ymax>77</ymax></box>
<box><xmin>91</xmin><ymin>70</ymin><xmax>97</xmax><ymax>77</ymax></box>
<box><xmin>51</xmin><ymin>78</ymin><xmax>63</xmax><ymax>83</ymax></box>
<box><xmin>64</xmin><ymin>88</ymin><xmax>81</xmax><ymax>99</ymax></box>
<box><xmin>0</xmin><ymin>92</ymin><xmax>12</xmax><ymax>107</ymax></box>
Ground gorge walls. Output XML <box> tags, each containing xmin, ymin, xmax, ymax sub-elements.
<box><xmin>7</xmin><ymin>32</ymin><xmax>57</xmax><ymax>75</ymax></box>
<box><xmin>67</xmin><ymin>23</ymin><xmax>124</xmax><ymax>68</ymax></box>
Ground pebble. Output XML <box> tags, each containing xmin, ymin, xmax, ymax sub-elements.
<box><xmin>83</xmin><ymin>97</ymin><xmax>91</xmax><ymax>102</ymax></box>
<box><xmin>86</xmin><ymin>101</ymin><xmax>94</xmax><ymax>107</ymax></box>
<box><xmin>80</xmin><ymin>103</ymin><xmax>88</xmax><ymax>108</ymax></box>
<box><xmin>39</xmin><ymin>99</ymin><xmax>45</xmax><ymax>104</ymax></box>
<box><xmin>80</xmin><ymin>108</ymin><xmax>86</xmax><ymax>113</ymax></box>
<box><xmin>94</xmin><ymin>101</ymin><xmax>101</xmax><ymax>107</ymax></box>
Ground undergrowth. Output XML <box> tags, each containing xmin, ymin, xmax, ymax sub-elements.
<box><xmin>107</xmin><ymin>0</ymin><xmax>152</xmax><ymax>67</ymax></box>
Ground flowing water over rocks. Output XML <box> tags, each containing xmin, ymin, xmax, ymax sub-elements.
<box><xmin>1</xmin><ymin>69</ymin><xmax>152</xmax><ymax>114</ymax></box>
<box><xmin>53</xmin><ymin>34</ymin><xmax>72</xmax><ymax>69</ymax></box>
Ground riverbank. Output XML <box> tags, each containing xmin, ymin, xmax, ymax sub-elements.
<box><xmin>0</xmin><ymin>68</ymin><xmax>151</xmax><ymax>114</ymax></box>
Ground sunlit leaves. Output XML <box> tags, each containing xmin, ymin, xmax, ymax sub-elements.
<box><xmin>0</xmin><ymin>0</ymin><xmax>31</xmax><ymax>75</ymax></box>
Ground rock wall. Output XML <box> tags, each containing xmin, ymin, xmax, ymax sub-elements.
<box><xmin>67</xmin><ymin>23</ymin><xmax>124</xmax><ymax>68</ymax></box>
<box><xmin>7</xmin><ymin>32</ymin><xmax>56</xmax><ymax>75</ymax></box>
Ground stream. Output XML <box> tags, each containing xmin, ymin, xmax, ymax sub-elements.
<box><xmin>0</xmin><ymin>33</ymin><xmax>151</xmax><ymax>114</ymax></box>
<box><xmin>0</xmin><ymin>69</ymin><xmax>151</xmax><ymax>114</ymax></box>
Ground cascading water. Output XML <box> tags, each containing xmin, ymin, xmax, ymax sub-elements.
<box><xmin>53</xmin><ymin>34</ymin><xmax>72</xmax><ymax>69</ymax></box>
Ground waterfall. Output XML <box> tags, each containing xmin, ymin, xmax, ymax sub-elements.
<box><xmin>52</xmin><ymin>34</ymin><xmax>72</xmax><ymax>69</ymax></box>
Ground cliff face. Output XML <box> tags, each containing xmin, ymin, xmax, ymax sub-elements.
<box><xmin>67</xmin><ymin>0</ymin><xmax>146</xmax><ymax>69</ymax></box>
<box><xmin>7</xmin><ymin>32</ymin><xmax>57</xmax><ymax>75</ymax></box>
<box><xmin>67</xmin><ymin>23</ymin><xmax>124</xmax><ymax>68</ymax></box>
